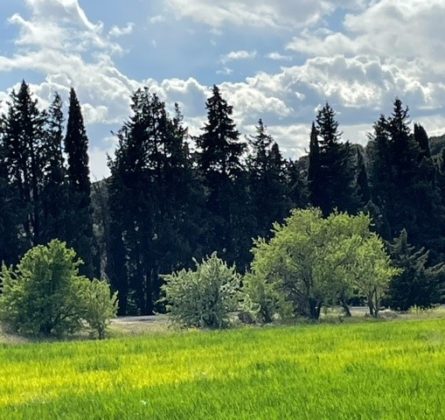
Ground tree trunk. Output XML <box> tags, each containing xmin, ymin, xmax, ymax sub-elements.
<box><xmin>341</xmin><ymin>300</ymin><xmax>352</xmax><ymax>317</ymax></box>
<box><xmin>309</xmin><ymin>298</ymin><xmax>321</xmax><ymax>320</ymax></box>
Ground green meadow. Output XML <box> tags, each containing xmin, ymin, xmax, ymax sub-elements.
<box><xmin>1</xmin><ymin>318</ymin><xmax>445</xmax><ymax>419</ymax></box>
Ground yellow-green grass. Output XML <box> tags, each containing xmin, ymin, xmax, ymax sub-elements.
<box><xmin>1</xmin><ymin>319</ymin><xmax>445</xmax><ymax>419</ymax></box>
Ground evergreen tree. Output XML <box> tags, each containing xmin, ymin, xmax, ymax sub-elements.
<box><xmin>285</xmin><ymin>159</ymin><xmax>308</xmax><ymax>210</ymax></box>
<box><xmin>1</xmin><ymin>81</ymin><xmax>46</xmax><ymax>247</ymax></box>
<box><xmin>355</xmin><ymin>147</ymin><xmax>370</xmax><ymax>205</ymax></box>
<box><xmin>108</xmin><ymin>89</ymin><xmax>202</xmax><ymax>314</ymax></box>
<box><xmin>308</xmin><ymin>104</ymin><xmax>357</xmax><ymax>215</ymax></box>
<box><xmin>41</xmin><ymin>93</ymin><xmax>67</xmax><ymax>244</ymax></box>
<box><xmin>0</xmin><ymin>126</ymin><xmax>25</xmax><ymax>264</ymax></box>
<box><xmin>247</xmin><ymin>120</ymin><xmax>290</xmax><ymax>239</ymax></box>
<box><xmin>414</xmin><ymin>123</ymin><xmax>431</xmax><ymax>159</ymax></box>
<box><xmin>387</xmin><ymin>230</ymin><xmax>445</xmax><ymax>310</ymax></box>
<box><xmin>64</xmin><ymin>88</ymin><xmax>96</xmax><ymax>277</ymax></box>
<box><xmin>307</xmin><ymin>122</ymin><xmax>321</xmax><ymax>208</ymax></box>
<box><xmin>196</xmin><ymin>85</ymin><xmax>249</xmax><ymax>268</ymax></box>
<box><xmin>369</xmin><ymin>100</ymin><xmax>442</xmax><ymax>255</ymax></box>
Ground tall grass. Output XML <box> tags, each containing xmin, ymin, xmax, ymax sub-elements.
<box><xmin>1</xmin><ymin>319</ymin><xmax>445</xmax><ymax>418</ymax></box>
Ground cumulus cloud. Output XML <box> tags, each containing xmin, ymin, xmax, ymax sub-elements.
<box><xmin>287</xmin><ymin>0</ymin><xmax>445</xmax><ymax>74</ymax></box>
<box><xmin>2</xmin><ymin>0</ymin><xmax>445</xmax><ymax>180</ymax></box>
<box><xmin>220</xmin><ymin>50</ymin><xmax>257</xmax><ymax>64</ymax></box>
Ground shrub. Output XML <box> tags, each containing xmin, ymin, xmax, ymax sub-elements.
<box><xmin>79</xmin><ymin>279</ymin><xmax>118</xmax><ymax>339</ymax></box>
<box><xmin>0</xmin><ymin>240</ymin><xmax>85</xmax><ymax>336</ymax></box>
<box><xmin>0</xmin><ymin>240</ymin><xmax>118</xmax><ymax>338</ymax></box>
<box><xmin>161</xmin><ymin>253</ymin><xmax>240</xmax><ymax>328</ymax></box>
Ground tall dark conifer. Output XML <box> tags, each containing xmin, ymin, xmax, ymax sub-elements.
<box><xmin>308</xmin><ymin>104</ymin><xmax>357</xmax><ymax>215</ymax></box>
<box><xmin>356</xmin><ymin>147</ymin><xmax>370</xmax><ymax>205</ymax></box>
<box><xmin>247</xmin><ymin>119</ymin><xmax>290</xmax><ymax>239</ymax></box>
<box><xmin>2</xmin><ymin>81</ymin><xmax>46</xmax><ymax>247</ymax></box>
<box><xmin>369</xmin><ymin>100</ymin><xmax>442</xmax><ymax>256</ymax></box>
<box><xmin>0</xmin><ymin>123</ymin><xmax>24</xmax><ymax>264</ymax></box>
<box><xmin>64</xmin><ymin>88</ymin><xmax>96</xmax><ymax>277</ymax></box>
<box><xmin>387</xmin><ymin>229</ymin><xmax>445</xmax><ymax>310</ymax></box>
<box><xmin>196</xmin><ymin>85</ymin><xmax>249</xmax><ymax>267</ymax></box>
<box><xmin>414</xmin><ymin>123</ymin><xmax>431</xmax><ymax>159</ymax></box>
<box><xmin>108</xmin><ymin>89</ymin><xmax>202</xmax><ymax>314</ymax></box>
<box><xmin>41</xmin><ymin>93</ymin><xmax>67</xmax><ymax>244</ymax></box>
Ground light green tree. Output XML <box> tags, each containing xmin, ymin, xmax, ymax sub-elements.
<box><xmin>244</xmin><ymin>209</ymin><xmax>397</xmax><ymax>321</ymax></box>
<box><xmin>161</xmin><ymin>253</ymin><xmax>240</xmax><ymax>328</ymax></box>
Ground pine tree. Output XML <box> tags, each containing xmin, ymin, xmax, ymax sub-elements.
<box><xmin>64</xmin><ymin>88</ymin><xmax>96</xmax><ymax>277</ymax></box>
<box><xmin>196</xmin><ymin>85</ymin><xmax>249</xmax><ymax>267</ymax></box>
<box><xmin>308</xmin><ymin>104</ymin><xmax>357</xmax><ymax>215</ymax></box>
<box><xmin>387</xmin><ymin>229</ymin><xmax>445</xmax><ymax>310</ymax></box>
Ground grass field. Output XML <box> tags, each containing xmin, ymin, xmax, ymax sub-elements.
<box><xmin>1</xmin><ymin>318</ymin><xmax>445</xmax><ymax>419</ymax></box>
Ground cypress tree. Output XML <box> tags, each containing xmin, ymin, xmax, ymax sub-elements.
<box><xmin>41</xmin><ymin>93</ymin><xmax>67</xmax><ymax>244</ymax></box>
<box><xmin>64</xmin><ymin>88</ymin><xmax>96</xmax><ymax>277</ymax></box>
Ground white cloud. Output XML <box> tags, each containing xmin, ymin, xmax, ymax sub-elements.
<box><xmin>288</xmin><ymin>0</ymin><xmax>445</xmax><ymax>75</ymax></box>
<box><xmin>166</xmin><ymin>0</ymin><xmax>333</xmax><ymax>29</ymax></box>
<box><xmin>109</xmin><ymin>23</ymin><xmax>134</xmax><ymax>38</ymax></box>
<box><xmin>2</xmin><ymin>0</ymin><xmax>445</xmax><ymax>181</ymax></box>
<box><xmin>149</xmin><ymin>15</ymin><xmax>166</xmax><ymax>24</ymax></box>
<box><xmin>267</xmin><ymin>52</ymin><xmax>292</xmax><ymax>61</ymax></box>
<box><xmin>221</xmin><ymin>50</ymin><xmax>257</xmax><ymax>64</ymax></box>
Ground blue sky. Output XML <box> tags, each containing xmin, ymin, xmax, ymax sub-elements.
<box><xmin>1</xmin><ymin>0</ymin><xmax>445</xmax><ymax>178</ymax></box>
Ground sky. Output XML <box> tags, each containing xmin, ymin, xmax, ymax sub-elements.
<box><xmin>1</xmin><ymin>0</ymin><xmax>445</xmax><ymax>179</ymax></box>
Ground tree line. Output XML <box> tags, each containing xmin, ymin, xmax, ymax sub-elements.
<box><xmin>1</xmin><ymin>81</ymin><xmax>444</xmax><ymax>315</ymax></box>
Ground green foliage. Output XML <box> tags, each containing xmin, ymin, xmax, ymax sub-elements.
<box><xmin>0</xmin><ymin>240</ymin><xmax>118</xmax><ymax>338</ymax></box>
<box><xmin>78</xmin><ymin>279</ymin><xmax>118</xmax><ymax>339</ymax></box>
<box><xmin>245</xmin><ymin>209</ymin><xmax>397</xmax><ymax>320</ymax></box>
<box><xmin>161</xmin><ymin>253</ymin><xmax>241</xmax><ymax>328</ymax></box>
<box><xmin>386</xmin><ymin>230</ymin><xmax>445</xmax><ymax>311</ymax></box>
<box><xmin>0</xmin><ymin>240</ymin><xmax>85</xmax><ymax>336</ymax></box>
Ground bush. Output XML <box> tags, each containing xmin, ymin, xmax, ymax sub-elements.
<box><xmin>161</xmin><ymin>253</ymin><xmax>240</xmax><ymax>328</ymax></box>
<box><xmin>0</xmin><ymin>240</ymin><xmax>118</xmax><ymax>338</ymax></box>
<box><xmin>0</xmin><ymin>240</ymin><xmax>85</xmax><ymax>336</ymax></box>
<box><xmin>79</xmin><ymin>279</ymin><xmax>118</xmax><ymax>339</ymax></box>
